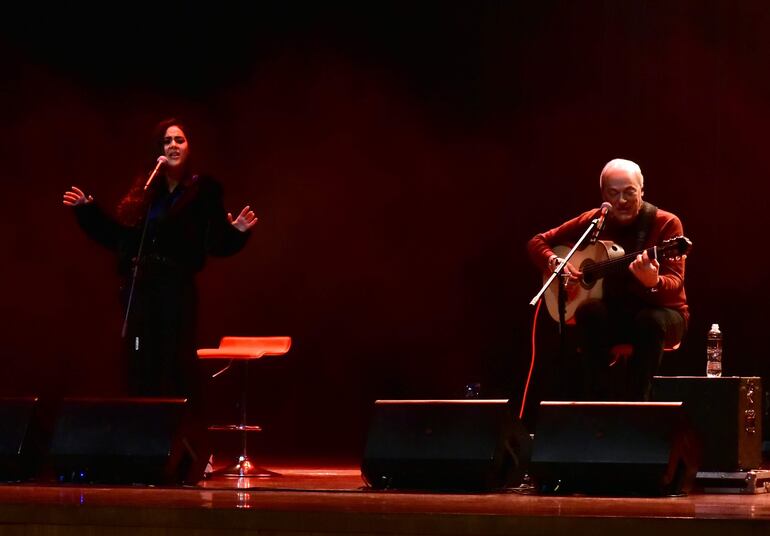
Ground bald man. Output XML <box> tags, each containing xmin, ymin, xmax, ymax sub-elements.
<box><xmin>528</xmin><ymin>158</ymin><xmax>688</xmax><ymax>401</ymax></box>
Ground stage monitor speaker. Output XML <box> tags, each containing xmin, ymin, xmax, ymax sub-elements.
<box><xmin>361</xmin><ymin>399</ymin><xmax>531</xmax><ymax>491</ymax></box>
<box><xmin>530</xmin><ymin>401</ymin><xmax>700</xmax><ymax>496</ymax></box>
<box><xmin>48</xmin><ymin>398</ymin><xmax>208</xmax><ymax>485</ymax></box>
<box><xmin>652</xmin><ymin>376</ymin><xmax>763</xmax><ymax>471</ymax></box>
<box><xmin>765</xmin><ymin>388</ymin><xmax>770</xmax><ymax>461</ymax></box>
<box><xmin>0</xmin><ymin>397</ymin><xmax>40</xmax><ymax>481</ymax></box>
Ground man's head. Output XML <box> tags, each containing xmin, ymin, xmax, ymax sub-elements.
<box><xmin>599</xmin><ymin>158</ymin><xmax>644</xmax><ymax>225</ymax></box>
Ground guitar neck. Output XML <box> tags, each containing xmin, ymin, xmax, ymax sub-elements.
<box><xmin>583</xmin><ymin>246</ymin><xmax>655</xmax><ymax>281</ymax></box>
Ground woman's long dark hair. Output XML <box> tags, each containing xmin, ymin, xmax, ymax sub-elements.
<box><xmin>116</xmin><ymin>118</ymin><xmax>193</xmax><ymax>226</ymax></box>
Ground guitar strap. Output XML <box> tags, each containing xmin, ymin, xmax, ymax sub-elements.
<box><xmin>634</xmin><ymin>201</ymin><xmax>658</xmax><ymax>251</ymax></box>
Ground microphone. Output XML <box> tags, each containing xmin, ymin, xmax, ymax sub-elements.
<box><xmin>143</xmin><ymin>156</ymin><xmax>168</xmax><ymax>191</ymax></box>
<box><xmin>589</xmin><ymin>202</ymin><xmax>612</xmax><ymax>244</ymax></box>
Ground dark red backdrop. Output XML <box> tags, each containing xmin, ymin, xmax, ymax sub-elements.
<box><xmin>1</xmin><ymin>2</ymin><xmax>767</xmax><ymax>459</ymax></box>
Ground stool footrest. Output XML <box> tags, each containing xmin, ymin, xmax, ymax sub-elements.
<box><xmin>208</xmin><ymin>424</ymin><xmax>263</xmax><ymax>432</ymax></box>
<box><xmin>205</xmin><ymin>455</ymin><xmax>281</xmax><ymax>479</ymax></box>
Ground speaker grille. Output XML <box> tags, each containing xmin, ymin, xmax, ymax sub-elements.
<box><xmin>362</xmin><ymin>399</ymin><xmax>531</xmax><ymax>491</ymax></box>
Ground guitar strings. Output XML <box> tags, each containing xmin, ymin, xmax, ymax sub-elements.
<box><xmin>582</xmin><ymin>251</ymin><xmax>646</xmax><ymax>275</ymax></box>
<box><xmin>581</xmin><ymin>245</ymin><xmax>683</xmax><ymax>277</ymax></box>
<box><xmin>581</xmin><ymin>248</ymin><xmax>659</xmax><ymax>276</ymax></box>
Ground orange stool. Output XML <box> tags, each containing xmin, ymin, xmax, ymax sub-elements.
<box><xmin>197</xmin><ymin>336</ymin><xmax>291</xmax><ymax>478</ymax></box>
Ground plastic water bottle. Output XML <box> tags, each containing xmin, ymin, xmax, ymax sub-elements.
<box><xmin>706</xmin><ymin>323</ymin><xmax>723</xmax><ymax>377</ymax></box>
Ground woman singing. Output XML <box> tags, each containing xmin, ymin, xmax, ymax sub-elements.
<box><xmin>62</xmin><ymin>118</ymin><xmax>257</xmax><ymax>401</ymax></box>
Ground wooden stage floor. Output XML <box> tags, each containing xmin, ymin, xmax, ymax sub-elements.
<box><xmin>1</xmin><ymin>463</ymin><xmax>769</xmax><ymax>536</ymax></box>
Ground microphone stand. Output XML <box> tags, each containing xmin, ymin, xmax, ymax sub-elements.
<box><xmin>524</xmin><ymin>208</ymin><xmax>606</xmax><ymax>408</ymax></box>
<box><xmin>121</xmin><ymin>193</ymin><xmax>155</xmax><ymax>339</ymax></box>
<box><xmin>528</xmin><ymin>217</ymin><xmax>602</xmax><ymax>403</ymax></box>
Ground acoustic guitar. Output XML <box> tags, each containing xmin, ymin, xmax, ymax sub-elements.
<box><xmin>543</xmin><ymin>236</ymin><xmax>691</xmax><ymax>323</ymax></box>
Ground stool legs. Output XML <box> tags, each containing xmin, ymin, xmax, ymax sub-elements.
<box><xmin>207</xmin><ymin>360</ymin><xmax>279</xmax><ymax>478</ymax></box>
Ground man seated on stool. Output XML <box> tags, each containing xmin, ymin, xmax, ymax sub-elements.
<box><xmin>527</xmin><ymin>158</ymin><xmax>689</xmax><ymax>401</ymax></box>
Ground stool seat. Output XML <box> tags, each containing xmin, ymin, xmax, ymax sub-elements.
<box><xmin>609</xmin><ymin>341</ymin><xmax>680</xmax><ymax>367</ymax></box>
<box><xmin>208</xmin><ymin>424</ymin><xmax>262</xmax><ymax>432</ymax></box>
<box><xmin>197</xmin><ymin>336</ymin><xmax>292</xmax><ymax>360</ymax></box>
<box><xmin>197</xmin><ymin>336</ymin><xmax>291</xmax><ymax>479</ymax></box>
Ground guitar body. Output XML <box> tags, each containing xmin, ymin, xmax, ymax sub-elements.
<box><xmin>543</xmin><ymin>240</ymin><xmax>625</xmax><ymax>324</ymax></box>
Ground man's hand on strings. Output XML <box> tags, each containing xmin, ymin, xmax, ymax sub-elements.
<box><xmin>228</xmin><ymin>205</ymin><xmax>258</xmax><ymax>232</ymax></box>
<box><xmin>548</xmin><ymin>255</ymin><xmax>582</xmax><ymax>282</ymax></box>
<box><xmin>629</xmin><ymin>249</ymin><xmax>660</xmax><ymax>289</ymax></box>
<box><xmin>62</xmin><ymin>186</ymin><xmax>93</xmax><ymax>207</ymax></box>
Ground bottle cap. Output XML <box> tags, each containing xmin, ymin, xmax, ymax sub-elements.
<box><xmin>711</xmin><ymin>323</ymin><xmax>720</xmax><ymax>331</ymax></box>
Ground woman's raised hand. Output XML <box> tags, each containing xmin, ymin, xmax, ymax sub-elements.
<box><xmin>227</xmin><ymin>205</ymin><xmax>258</xmax><ymax>232</ymax></box>
<box><xmin>62</xmin><ymin>186</ymin><xmax>93</xmax><ymax>207</ymax></box>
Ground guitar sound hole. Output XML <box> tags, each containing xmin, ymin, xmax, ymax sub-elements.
<box><xmin>580</xmin><ymin>260</ymin><xmax>596</xmax><ymax>287</ymax></box>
